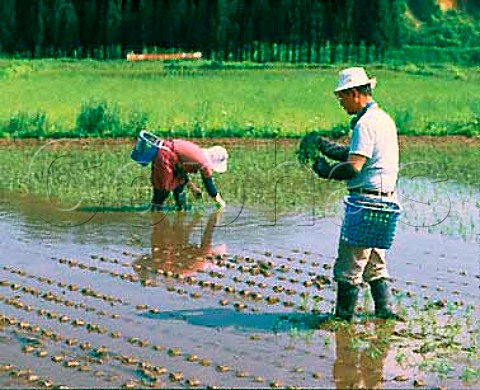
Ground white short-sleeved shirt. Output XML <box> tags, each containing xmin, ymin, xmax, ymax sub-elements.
<box><xmin>347</xmin><ymin>105</ymin><xmax>399</xmax><ymax>193</ymax></box>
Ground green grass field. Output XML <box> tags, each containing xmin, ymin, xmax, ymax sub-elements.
<box><xmin>0</xmin><ymin>59</ymin><xmax>479</xmax><ymax>138</ymax></box>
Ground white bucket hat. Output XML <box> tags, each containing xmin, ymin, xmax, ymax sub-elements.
<box><xmin>203</xmin><ymin>146</ymin><xmax>229</xmax><ymax>173</ymax></box>
<box><xmin>335</xmin><ymin>67</ymin><xmax>377</xmax><ymax>92</ymax></box>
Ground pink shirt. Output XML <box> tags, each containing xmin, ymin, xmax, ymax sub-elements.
<box><xmin>151</xmin><ymin>140</ymin><xmax>213</xmax><ymax>190</ymax></box>
<box><xmin>173</xmin><ymin>140</ymin><xmax>213</xmax><ymax>176</ymax></box>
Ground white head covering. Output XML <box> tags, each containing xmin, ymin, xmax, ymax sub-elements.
<box><xmin>335</xmin><ymin>67</ymin><xmax>377</xmax><ymax>92</ymax></box>
<box><xmin>203</xmin><ymin>146</ymin><xmax>229</xmax><ymax>173</ymax></box>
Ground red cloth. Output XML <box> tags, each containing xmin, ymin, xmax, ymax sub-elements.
<box><xmin>151</xmin><ymin>140</ymin><xmax>213</xmax><ymax>191</ymax></box>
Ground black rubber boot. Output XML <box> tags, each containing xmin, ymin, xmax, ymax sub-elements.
<box><xmin>151</xmin><ymin>189</ymin><xmax>169</xmax><ymax>211</ymax></box>
<box><xmin>173</xmin><ymin>185</ymin><xmax>188</xmax><ymax>211</ymax></box>
<box><xmin>369</xmin><ymin>278</ymin><xmax>404</xmax><ymax>321</ymax></box>
<box><xmin>334</xmin><ymin>282</ymin><xmax>359</xmax><ymax>322</ymax></box>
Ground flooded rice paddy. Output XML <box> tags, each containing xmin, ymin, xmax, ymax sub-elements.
<box><xmin>1</xmin><ymin>139</ymin><xmax>479</xmax><ymax>389</ymax></box>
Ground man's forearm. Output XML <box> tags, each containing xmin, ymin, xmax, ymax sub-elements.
<box><xmin>318</xmin><ymin>138</ymin><xmax>349</xmax><ymax>162</ymax></box>
<box><xmin>313</xmin><ymin>158</ymin><xmax>358</xmax><ymax>180</ymax></box>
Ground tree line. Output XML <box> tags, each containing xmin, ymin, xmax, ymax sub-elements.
<box><xmin>0</xmin><ymin>0</ymin><xmax>478</xmax><ymax>59</ymax></box>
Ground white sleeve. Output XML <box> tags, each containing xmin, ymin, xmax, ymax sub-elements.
<box><xmin>349</xmin><ymin>121</ymin><xmax>374</xmax><ymax>158</ymax></box>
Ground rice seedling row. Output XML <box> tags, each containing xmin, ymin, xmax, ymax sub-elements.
<box><xmin>1</xmin><ymin>292</ymin><xmax>289</xmax><ymax>388</ymax></box>
<box><xmin>46</xmin><ymin>253</ymin><xmax>335</xmax><ymax>315</ymax></box>
<box><xmin>41</xmin><ymin>246</ymin><xmax>480</xmax><ymax>324</ymax></box>
<box><xmin>1</xmin><ymin>253</ymin><xmax>474</xmax><ymax>384</ymax></box>
<box><xmin>2</xmin><ymin>264</ymin><xmax>338</xmax><ymax>388</ymax></box>
<box><xmin>3</xmin><ymin>237</ymin><xmax>479</xmax><ymax>388</ymax></box>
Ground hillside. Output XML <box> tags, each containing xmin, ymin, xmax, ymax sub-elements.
<box><xmin>438</xmin><ymin>0</ymin><xmax>457</xmax><ymax>10</ymax></box>
<box><xmin>409</xmin><ymin>0</ymin><xmax>477</xmax><ymax>20</ymax></box>
<box><xmin>437</xmin><ymin>0</ymin><xmax>479</xmax><ymax>13</ymax></box>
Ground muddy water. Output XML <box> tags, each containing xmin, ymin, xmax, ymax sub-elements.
<box><xmin>1</xmin><ymin>192</ymin><xmax>479</xmax><ymax>389</ymax></box>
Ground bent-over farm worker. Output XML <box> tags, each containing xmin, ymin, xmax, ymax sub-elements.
<box><xmin>305</xmin><ymin>67</ymin><xmax>402</xmax><ymax>322</ymax></box>
<box><xmin>151</xmin><ymin>140</ymin><xmax>228</xmax><ymax>211</ymax></box>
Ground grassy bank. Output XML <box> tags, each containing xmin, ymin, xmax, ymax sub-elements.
<box><xmin>0</xmin><ymin>59</ymin><xmax>479</xmax><ymax>139</ymax></box>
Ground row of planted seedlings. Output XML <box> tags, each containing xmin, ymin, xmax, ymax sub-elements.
<box><xmin>0</xmin><ymin>358</ymin><xmax>63</xmax><ymax>389</ymax></box>
<box><xmin>1</xmin><ymin>289</ymin><xmax>476</xmax><ymax>390</ymax></box>
<box><xmin>152</xmin><ymin>244</ymin><xmax>480</xmax><ymax>320</ymax></box>
<box><xmin>0</xmin><ymin>272</ymin><xmax>174</xmax><ymax>388</ymax></box>
<box><xmin>390</xmin><ymin>303</ymin><xmax>480</xmax><ymax>385</ymax></box>
<box><xmin>0</xmin><ymin>309</ymin><xmax>206</xmax><ymax>389</ymax></box>
<box><xmin>57</xmin><ymin>250</ymin><xmax>338</xmax><ymax>332</ymax></box>
<box><xmin>0</xmin><ymin>295</ymin><xmax>134</xmax><ymax>388</ymax></box>
<box><xmin>261</xmin><ymin>245</ymin><xmax>479</xmax><ymax>287</ymax></box>
<box><xmin>49</xmin><ymin>244</ymin><xmax>478</xmax><ymax>325</ymax></box>
<box><xmin>0</xmin><ymin>264</ymin><xmax>316</xmax><ymax>388</ymax></box>
<box><xmin>2</xmin><ymin>298</ymin><xmax>475</xmax><ymax>389</ymax></box>
<box><xmin>50</xmin><ymin>249</ymin><xmax>337</xmax><ymax>315</ymax></box>
<box><xmin>0</xmin><ymin>300</ymin><xmax>264</xmax><ymax>389</ymax></box>
<box><xmin>269</xmin><ymin>248</ymin><xmax>480</xmax><ymax>383</ymax></box>
<box><xmin>43</xmin><ymin>249</ymin><xmax>445</xmax><ymax>365</ymax></box>
<box><xmin>55</xmin><ymin>243</ymin><xmax>479</xmax><ymax>325</ymax></box>
<box><xmin>13</xmin><ymin>248</ymin><xmax>344</xmax><ymax>379</ymax></box>
<box><xmin>2</xmin><ymin>245</ymin><xmax>476</xmax><ymax>386</ymax></box>
<box><xmin>44</xmin><ymin>250</ymin><xmax>339</xmax><ymax>377</ymax></box>
<box><xmin>253</xmin><ymin>246</ymin><xmax>478</xmax><ymax>311</ymax></box>
<box><xmin>244</xmin><ymin>247</ymin><xmax>480</xmax><ymax>384</ymax></box>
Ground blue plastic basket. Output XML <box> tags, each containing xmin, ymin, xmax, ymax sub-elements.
<box><xmin>130</xmin><ymin>131</ymin><xmax>163</xmax><ymax>166</ymax></box>
<box><xmin>340</xmin><ymin>195</ymin><xmax>402</xmax><ymax>249</ymax></box>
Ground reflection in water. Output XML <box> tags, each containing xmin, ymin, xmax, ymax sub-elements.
<box><xmin>333</xmin><ymin>323</ymin><xmax>393</xmax><ymax>390</ymax></box>
<box><xmin>142</xmin><ymin>307</ymin><xmax>330</xmax><ymax>333</ymax></box>
<box><xmin>133</xmin><ymin>211</ymin><xmax>227</xmax><ymax>280</ymax></box>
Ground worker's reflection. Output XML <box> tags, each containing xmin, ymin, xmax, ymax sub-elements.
<box><xmin>333</xmin><ymin>322</ymin><xmax>393</xmax><ymax>389</ymax></box>
<box><xmin>134</xmin><ymin>211</ymin><xmax>227</xmax><ymax>280</ymax></box>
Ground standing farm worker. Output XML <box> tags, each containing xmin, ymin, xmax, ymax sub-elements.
<box><xmin>299</xmin><ymin>67</ymin><xmax>402</xmax><ymax>322</ymax></box>
<box><xmin>151</xmin><ymin>140</ymin><xmax>228</xmax><ymax>211</ymax></box>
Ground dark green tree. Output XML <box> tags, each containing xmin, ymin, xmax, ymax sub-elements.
<box><xmin>251</xmin><ymin>0</ymin><xmax>272</xmax><ymax>42</ymax></box>
<box><xmin>16</xmin><ymin>0</ymin><xmax>47</xmax><ymax>56</ymax></box>
<box><xmin>57</xmin><ymin>0</ymin><xmax>79</xmax><ymax>55</ymax></box>
<box><xmin>215</xmin><ymin>0</ymin><xmax>240</xmax><ymax>47</ymax></box>
<box><xmin>140</xmin><ymin>0</ymin><xmax>155</xmax><ymax>47</ymax></box>
<box><xmin>376</xmin><ymin>0</ymin><xmax>405</xmax><ymax>49</ymax></box>
<box><xmin>73</xmin><ymin>0</ymin><xmax>98</xmax><ymax>57</ymax></box>
<box><xmin>190</xmin><ymin>0</ymin><xmax>214</xmax><ymax>51</ymax></box>
<box><xmin>121</xmin><ymin>0</ymin><xmax>140</xmax><ymax>52</ymax></box>
<box><xmin>46</xmin><ymin>0</ymin><xmax>79</xmax><ymax>55</ymax></box>
<box><xmin>460</xmin><ymin>0</ymin><xmax>480</xmax><ymax>14</ymax></box>
<box><xmin>1</xmin><ymin>0</ymin><xmax>476</xmax><ymax>59</ymax></box>
<box><xmin>0</xmin><ymin>0</ymin><xmax>17</xmax><ymax>54</ymax></box>
<box><xmin>353</xmin><ymin>0</ymin><xmax>379</xmax><ymax>45</ymax></box>
<box><xmin>103</xmin><ymin>0</ymin><xmax>121</xmax><ymax>57</ymax></box>
<box><xmin>170</xmin><ymin>0</ymin><xmax>188</xmax><ymax>47</ymax></box>
<box><xmin>387</xmin><ymin>0</ymin><xmax>408</xmax><ymax>47</ymax></box>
